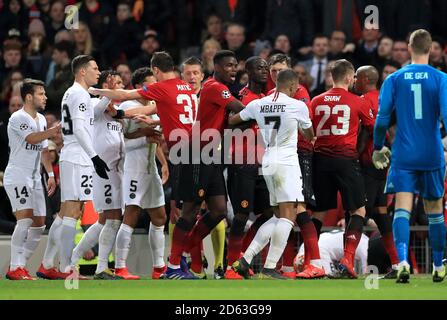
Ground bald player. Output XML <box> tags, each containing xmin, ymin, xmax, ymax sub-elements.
<box><xmin>355</xmin><ymin>66</ymin><xmax>400</xmax><ymax>279</ymax></box>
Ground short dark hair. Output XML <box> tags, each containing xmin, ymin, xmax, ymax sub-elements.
<box><xmin>182</xmin><ymin>56</ymin><xmax>204</xmax><ymax>73</ymax></box>
<box><xmin>330</xmin><ymin>59</ymin><xmax>355</xmax><ymax>83</ymax></box>
<box><xmin>150</xmin><ymin>51</ymin><xmax>174</xmax><ymax>73</ymax></box>
<box><xmin>383</xmin><ymin>60</ymin><xmax>401</xmax><ymax>70</ymax></box>
<box><xmin>276</xmin><ymin>69</ymin><xmax>299</xmax><ymax>87</ymax></box>
<box><xmin>409</xmin><ymin>29</ymin><xmax>432</xmax><ymax>55</ymax></box>
<box><xmin>131</xmin><ymin>67</ymin><xmax>153</xmax><ymax>87</ymax></box>
<box><xmin>71</xmin><ymin>54</ymin><xmax>95</xmax><ymax>74</ymax></box>
<box><xmin>245</xmin><ymin>56</ymin><xmax>263</xmax><ymax>72</ymax></box>
<box><xmin>20</xmin><ymin>78</ymin><xmax>45</xmax><ymax>101</ymax></box>
<box><xmin>268</xmin><ymin>53</ymin><xmax>291</xmax><ymax>68</ymax></box>
<box><xmin>98</xmin><ymin>70</ymin><xmax>119</xmax><ymax>88</ymax></box>
<box><xmin>213</xmin><ymin>50</ymin><xmax>236</xmax><ymax>66</ymax></box>
<box><xmin>54</xmin><ymin>40</ymin><xmax>74</xmax><ymax>59</ymax></box>
<box><xmin>312</xmin><ymin>34</ymin><xmax>329</xmax><ymax>44</ymax></box>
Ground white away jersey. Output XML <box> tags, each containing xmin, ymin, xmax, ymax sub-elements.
<box><xmin>298</xmin><ymin>231</ymin><xmax>369</xmax><ymax>275</ymax></box>
<box><xmin>92</xmin><ymin>97</ymin><xmax>124</xmax><ymax>171</ymax></box>
<box><xmin>60</xmin><ymin>82</ymin><xmax>94</xmax><ymax>165</ymax></box>
<box><xmin>4</xmin><ymin>108</ymin><xmax>48</xmax><ymax>184</ymax></box>
<box><xmin>240</xmin><ymin>91</ymin><xmax>312</xmax><ymax>166</ymax></box>
<box><xmin>119</xmin><ymin>100</ymin><xmax>157</xmax><ymax>173</ymax></box>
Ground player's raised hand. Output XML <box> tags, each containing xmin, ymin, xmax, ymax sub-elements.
<box><xmin>47</xmin><ymin>176</ymin><xmax>57</xmax><ymax>196</ymax></box>
<box><xmin>91</xmin><ymin>155</ymin><xmax>110</xmax><ymax>179</ymax></box>
<box><xmin>48</xmin><ymin>123</ymin><xmax>62</xmax><ymax>138</ymax></box>
<box><xmin>372</xmin><ymin>146</ymin><xmax>392</xmax><ymax>170</ymax></box>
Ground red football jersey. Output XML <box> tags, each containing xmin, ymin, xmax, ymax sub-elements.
<box><xmin>311</xmin><ymin>88</ymin><xmax>374</xmax><ymax>158</ymax></box>
<box><xmin>230</xmin><ymin>86</ymin><xmax>265</xmax><ymax>164</ymax></box>
<box><xmin>137</xmin><ymin>78</ymin><xmax>197</xmax><ymax>149</ymax></box>
<box><xmin>194</xmin><ymin>78</ymin><xmax>237</xmax><ymax>147</ymax></box>
<box><xmin>359</xmin><ymin>89</ymin><xmax>379</xmax><ymax>166</ymax></box>
<box><xmin>269</xmin><ymin>86</ymin><xmax>313</xmax><ymax>153</ymax></box>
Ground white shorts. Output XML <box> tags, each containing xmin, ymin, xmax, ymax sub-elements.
<box><xmin>60</xmin><ymin>161</ymin><xmax>94</xmax><ymax>202</ymax></box>
<box><xmin>4</xmin><ymin>180</ymin><xmax>46</xmax><ymax>216</ymax></box>
<box><xmin>262</xmin><ymin>163</ymin><xmax>304</xmax><ymax>206</ymax></box>
<box><xmin>93</xmin><ymin>170</ymin><xmax>123</xmax><ymax>211</ymax></box>
<box><xmin>123</xmin><ymin>171</ymin><xmax>165</xmax><ymax>210</ymax></box>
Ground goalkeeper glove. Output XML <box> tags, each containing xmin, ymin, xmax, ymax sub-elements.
<box><xmin>91</xmin><ymin>155</ymin><xmax>110</xmax><ymax>179</ymax></box>
<box><xmin>372</xmin><ymin>146</ymin><xmax>391</xmax><ymax>170</ymax></box>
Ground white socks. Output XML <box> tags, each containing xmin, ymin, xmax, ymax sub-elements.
<box><xmin>115</xmin><ymin>223</ymin><xmax>134</xmax><ymax>269</ymax></box>
<box><xmin>58</xmin><ymin>217</ymin><xmax>77</xmax><ymax>273</ymax></box>
<box><xmin>23</xmin><ymin>225</ymin><xmax>45</xmax><ymax>263</ymax></box>
<box><xmin>10</xmin><ymin>218</ymin><xmax>33</xmax><ymax>270</ymax></box>
<box><xmin>96</xmin><ymin>219</ymin><xmax>121</xmax><ymax>274</ymax></box>
<box><xmin>243</xmin><ymin>216</ymin><xmax>279</xmax><ymax>264</ymax></box>
<box><xmin>264</xmin><ymin>218</ymin><xmax>294</xmax><ymax>269</ymax></box>
<box><xmin>42</xmin><ymin>215</ymin><xmax>62</xmax><ymax>269</ymax></box>
<box><xmin>71</xmin><ymin>221</ymin><xmax>104</xmax><ymax>266</ymax></box>
<box><xmin>149</xmin><ymin>223</ymin><xmax>165</xmax><ymax>268</ymax></box>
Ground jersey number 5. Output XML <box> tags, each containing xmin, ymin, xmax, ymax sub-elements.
<box><xmin>315</xmin><ymin>105</ymin><xmax>351</xmax><ymax>136</ymax></box>
<box><xmin>177</xmin><ymin>94</ymin><xmax>198</xmax><ymax>125</ymax></box>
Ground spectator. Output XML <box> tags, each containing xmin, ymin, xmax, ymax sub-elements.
<box><xmin>311</xmin><ymin>59</ymin><xmax>336</xmax><ymax>98</ymax></box>
<box><xmin>26</xmin><ymin>18</ymin><xmax>51</xmax><ymax>80</ymax></box>
<box><xmin>44</xmin><ymin>0</ymin><xmax>66</xmax><ymax>44</ymax></box>
<box><xmin>253</xmin><ymin>39</ymin><xmax>272</xmax><ymax>61</ymax></box>
<box><xmin>0</xmin><ymin>39</ymin><xmax>30</xmax><ymax>87</ymax></box>
<box><xmin>328</xmin><ymin>30</ymin><xmax>348</xmax><ymax>60</ymax></box>
<box><xmin>201</xmin><ymin>38</ymin><xmax>221</xmax><ymax>79</ymax></box>
<box><xmin>202</xmin><ymin>14</ymin><xmax>225</xmax><ymax>46</ymax></box>
<box><xmin>430</xmin><ymin>37</ymin><xmax>447</xmax><ymax>73</ymax></box>
<box><xmin>103</xmin><ymin>1</ymin><xmax>142</xmax><ymax>67</ymax></box>
<box><xmin>381</xmin><ymin>60</ymin><xmax>400</xmax><ymax>84</ymax></box>
<box><xmin>293</xmin><ymin>63</ymin><xmax>313</xmax><ymax>92</ymax></box>
<box><xmin>377</xmin><ymin>36</ymin><xmax>394</xmax><ymax>62</ymax></box>
<box><xmin>54</xmin><ymin>29</ymin><xmax>74</xmax><ymax>43</ymax></box>
<box><xmin>431</xmin><ymin>0</ymin><xmax>447</xmax><ymax>40</ymax></box>
<box><xmin>223</xmin><ymin>23</ymin><xmax>252</xmax><ymax>62</ymax></box>
<box><xmin>274</xmin><ymin>34</ymin><xmax>292</xmax><ymax>57</ymax></box>
<box><xmin>129</xmin><ymin>31</ymin><xmax>160</xmax><ymax>71</ymax></box>
<box><xmin>318</xmin><ymin>0</ymin><xmax>363</xmax><ymax>43</ymax></box>
<box><xmin>116</xmin><ymin>63</ymin><xmax>133</xmax><ymax>89</ymax></box>
<box><xmin>45</xmin><ymin>40</ymin><xmax>74</xmax><ymax>116</ymax></box>
<box><xmin>352</xmin><ymin>28</ymin><xmax>381</xmax><ymax>68</ymax></box>
<box><xmin>78</xmin><ymin>0</ymin><xmax>113</xmax><ymax>48</ymax></box>
<box><xmin>138</xmin><ymin>0</ymin><xmax>171</xmax><ymax>37</ymax></box>
<box><xmin>0</xmin><ymin>70</ymin><xmax>23</xmax><ymax>109</ymax></box>
<box><xmin>0</xmin><ymin>0</ymin><xmax>28</xmax><ymax>43</ymax></box>
<box><xmin>262</xmin><ymin>0</ymin><xmax>313</xmax><ymax>52</ymax></box>
<box><xmin>300</xmin><ymin>35</ymin><xmax>330</xmax><ymax>96</ymax></box>
<box><xmin>391</xmin><ymin>40</ymin><xmax>411</xmax><ymax>67</ymax></box>
<box><xmin>71</xmin><ymin>21</ymin><xmax>99</xmax><ymax>63</ymax></box>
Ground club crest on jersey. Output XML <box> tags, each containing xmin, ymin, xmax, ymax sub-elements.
<box><xmin>198</xmin><ymin>189</ymin><xmax>205</xmax><ymax>197</ymax></box>
<box><xmin>78</xmin><ymin>103</ymin><xmax>87</xmax><ymax>112</ymax></box>
<box><xmin>241</xmin><ymin>200</ymin><xmax>249</xmax><ymax>209</ymax></box>
<box><xmin>105</xmin><ymin>198</ymin><xmax>112</xmax><ymax>204</ymax></box>
<box><xmin>84</xmin><ymin>188</ymin><xmax>91</xmax><ymax>195</ymax></box>
<box><xmin>221</xmin><ymin>90</ymin><xmax>231</xmax><ymax>99</ymax></box>
<box><xmin>20</xmin><ymin>123</ymin><xmax>29</xmax><ymax>131</ymax></box>
<box><xmin>129</xmin><ymin>193</ymin><xmax>136</xmax><ymax>199</ymax></box>
<box><xmin>20</xmin><ymin>198</ymin><xmax>26</xmax><ymax>204</ymax></box>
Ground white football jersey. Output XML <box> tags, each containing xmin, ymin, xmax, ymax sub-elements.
<box><xmin>240</xmin><ymin>91</ymin><xmax>312</xmax><ymax>166</ymax></box>
<box><xmin>4</xmin><ymin>108</ymin><xmax>48</xmax><ymax>184</ymax></box>
<box><xmin>60</xmin><ymin>82</ymin><xmax>94</xmax><ymax>166</ymax></box>
<box><xmin>298</xmin><ymin>231</ymin><xmax>369</xmax><ymax>275</ymax></box>
<box><xmin>119</xmin><ymin>100</ymin><xmax>157</xmax><ymax>174</ymax></box>
<box><xmin>92</xmin><ymin>97</ymin><xmax>124</xmax><ymax>171</ymax></box>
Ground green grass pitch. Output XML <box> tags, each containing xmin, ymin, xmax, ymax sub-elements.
<box><xmin>0</xmin><ymin>276</ymin><xmax>446</xmax><ymax>300</ymax></box>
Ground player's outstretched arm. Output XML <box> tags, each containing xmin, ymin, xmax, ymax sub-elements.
<box><xmin>106</xmin><ymin>103</ymin><xmax>157</xmax><ymax>120</ymax></box>
<box><xmin>25</xmin><ymin>123</ymin><xmax>61</xmax><ymax>145</ymax></box>
<box><xmin>88</xmin><ymin>87</ymin><xmax>141</xmax><ymax>101</ymax></box>
<box><xmin>226</xmin><ymin>99</ymin><xmax>245</xmax><ymax>114</ymax></box>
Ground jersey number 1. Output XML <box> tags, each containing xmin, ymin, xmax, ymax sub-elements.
<box><xmin>411</xmin><ymin>84</ymin><xmax>423</xmax><ymax>120</ymax></box>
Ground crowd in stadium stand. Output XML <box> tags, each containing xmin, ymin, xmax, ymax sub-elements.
<box><xmin>1</xmin><ymin>0</ymin><xmax>447</xmax><ymax>274</ymax></box>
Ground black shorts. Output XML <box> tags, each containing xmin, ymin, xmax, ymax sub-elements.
<box><xmin>227</xmin><ymin>164</ymin><xmax>270</xmax><ymax>214</ymax></box>
<box><xmin>313</xmin><ymin>153</ymin><xmax>366</xmax><ymax>212</ymax></box>
<box><xmin>178</xmin><ymin>163</ymin><xmax>227</xmax><ymax>203</ymax></box>
<box><xmin>298</xmin><ymin>151</ymin><xmax>316</xmax><ymax>208</ymax></box>
<box><xmin>169</xmin><ymin>162</ymin><xmax>181</xmax><ymax>203</ymax></box>
<box><xmin>363</xmin><ymin>166</ymin><xmax>387</xmax><ymax>217</ymax></box>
